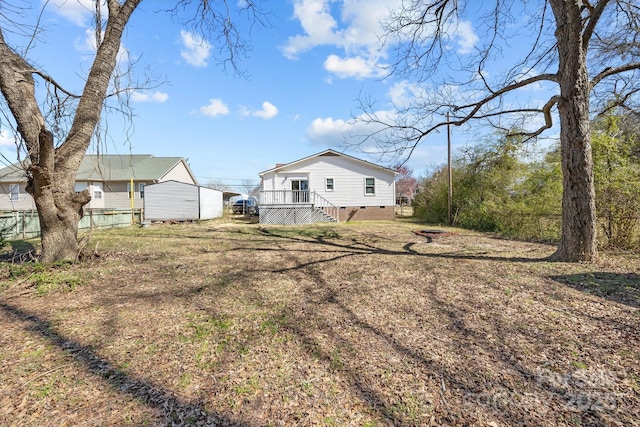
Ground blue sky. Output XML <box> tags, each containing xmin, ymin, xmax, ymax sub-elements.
<box><xmin>0</xmin><ymin>0</ymin><xmax>555</xmax><ymax>192</ymax></box>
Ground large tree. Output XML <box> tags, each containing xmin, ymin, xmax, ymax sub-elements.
<box><xmin>0</xmin><ymin>1</ymin><xmax>263</xmax><ymax>262</ymax></box>
<box><xmin>356</xmin><ymin>0</ymin><xmax>640</xmax><ymax>261</ymax></box>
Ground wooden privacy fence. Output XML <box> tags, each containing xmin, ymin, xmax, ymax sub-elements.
<box><xmin>0</xmin><ymin>209</ymin><xmax>142</xmax><ymax>240</ymax></box>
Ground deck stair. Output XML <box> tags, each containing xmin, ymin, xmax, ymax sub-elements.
<box><xmin>259</xmin><ymin>190</ymin><xmax>338</xmax><ymax>224</ymax></box>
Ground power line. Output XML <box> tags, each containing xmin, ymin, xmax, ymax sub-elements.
<box><xmin>197</xmin><ymin>176</ymin><xmax>259</xmax><ymax>182</ymax></box>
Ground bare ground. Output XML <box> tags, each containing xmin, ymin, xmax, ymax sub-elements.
<box><xmin>0</xmin><ymin>219</ymin><xmax>639</xmax><ymax>426</ymax></box>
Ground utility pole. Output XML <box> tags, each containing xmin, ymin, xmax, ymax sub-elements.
<box><xmin>447</xmin><ymin>112</ymin><xmax>453</xmax><ymax>225</ymax></box>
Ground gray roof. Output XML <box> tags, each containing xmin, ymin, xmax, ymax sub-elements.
<box><xmin>0</xmin><ymin>154</ymin><xmax>193</xmax><ymax>183</ymax></box>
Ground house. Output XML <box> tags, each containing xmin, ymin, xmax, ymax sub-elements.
<box><xmin>144</xmin><ymin>181</ymin><xmax>223</xmax><ymax>221</ymax></box>
<box><xmin>0</xmin><ymin>154</ymin><xmax>198</xmax><ymax>211</ymax></box>
<box><xmin>259</xmin><ymin>149</ymin><xmax>398</xmax><ymax>224</ymax></box>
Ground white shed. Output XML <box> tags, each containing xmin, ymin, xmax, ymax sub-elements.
<box><xmin>143</xmin><ymin>180</ymin><xmax>223</xmax><ymax>221</ymax></box>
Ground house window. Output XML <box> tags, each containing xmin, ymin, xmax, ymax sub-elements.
<box><xmin>93</xmin><ymin>182</ymin><xmax>103</xmax><ymax>199</ymax></box>
<box><xmin>74</xmin><ymin>182</ymin><xmax>88</xmax><ymax>193</ymax></box>
<box><xmin>127</xmin><ymin>182</ymin><xmax>133</xmax><ymax>199</ymax></box>
<box><xmin>138</xmin><ymin>183</ymin><xmax>145</xmax><ymax>199</ymax></box>
<box><xmin>364</xmin><ymin>177</ymin><xmax>375</xmax><ymax>195</ymax></box>
<box><xmin>9</xmin><ymin>184</ymin><xmax>19</xmax><ymax>201</ymax></box>
<box><xmin>325</xmin><ymin>178</ymin><xmax>334</xmax><ymax>191</ymax></box>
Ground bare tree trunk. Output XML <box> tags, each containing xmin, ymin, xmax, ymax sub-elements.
<box><xmin>549</xmin><ymin>0</ymin><xmax>597</xmax><ymax>261</ymax></box>
<box><xmin>26</xmin><ymin>129</ymin><xmax>92</xmax><ymax>262</ymax></box>
<box><xmin>0</xmin><ymin>0</ymin><xmax>140</xmax><ymax>262</ymax></box>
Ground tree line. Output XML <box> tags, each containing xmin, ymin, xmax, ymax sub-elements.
<box><xmin>413</xmin><ymin>110</ymin><xmax>640</xmax><ymax>251</ymax></box>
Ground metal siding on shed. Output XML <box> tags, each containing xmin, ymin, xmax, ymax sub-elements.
<box><xmin>198</xmin><ymin>187</ymin><xmax>223</xmax><ymax>219</ymax></box>
<box><xmin>144</xmin><ymin>181</ymin><xmax>199</xmax><ymax>221</ymax></box>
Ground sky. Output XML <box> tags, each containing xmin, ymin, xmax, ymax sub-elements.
<box><xmin>0</xmin><ymin>0</ymin><xmax>558</xmax><ymax>192</ymax></box>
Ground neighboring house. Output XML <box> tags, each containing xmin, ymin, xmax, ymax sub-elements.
<box><xmin>259</xmin><ymin>149</ymin><xmax>398</xmax><ymax>224</ymax></box>
<box><xmin>0</xmin><ymin>154</ymin><xmax>197</xmax><ymax>211</ymax></box>
<box><xmin>144</xmin><ymin>181</ymin><xmax>223</xmax><ymax>221</ymax></box>
<box><xmin>396</xmin><ymin>183</ymin><xmax>420</xmax><ymax>206</ymax></box>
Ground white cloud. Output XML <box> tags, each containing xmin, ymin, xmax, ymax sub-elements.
<box><xmin>284</xmin><ymin>1</ymin><xmax>480</xmax><ymax>80</ymax></box>
<box><xmin>0</xmin><ymin>129</ymin><xmax>15</xmax><ymax>147</ymax></box>
<box><xmin>282</xmin><ymin>0</ymin><xmax>341</xmax><ymax>59</ymax></box>
<box><xmin>180</xmin><ymin>30</ymin><xmax>211</xmax><ymax>67</ymax></box>
<box><xmin>47</xmin><ymin>0</ymin><xmax>95</xmax><ymax>26</ymax></box>
<box><xmin>282</xmin><ymin>0</ymin><xmax>396</xmax><ymax>79</ymax></box>
<box><xmin>306</xmin><ymin>114</ymin><xmax>390</xmax><ymax>148</ymax></box>
<box><xmin>131</xmin><ymin>91</ymin><xmax>169</xmax><ymax>103</ymax></box>
<box><xmin>75</xmin><ymin>28</ymin><xmax>129</xmax><ymax>64</ymax></box>
<box><xmin>323</xmin><ymin>54</ymin><xmax>381</xmax><ymax>79</ymax></box>
<box><xmin>284</xmin><ymin>0</ymin><xmax>398</xmax><ymax>59</ymax></box>
<box><xmin>454</xmin><ymin>20</ymin><xmax>478</xmax><ymax>54</ymax></box>
<box><xmin>253</xmin><ymin>102</ymin><xmax>279</xmax><ymax>119</ymax></box>
<box><xmin>240</xmin><ymin>101</ymin><xmax>279</xmax><ymax>119</ymax></box>
<box><xmin>200</xmin><ymin>99</ymin><xmax>229</xmax><ymax>117</ymax></box>
<box><xmin>308</xmin><ymin>117</ymin><xmax>352</xmax><ymax>141</ymax></box>
<box><xmin>513</xmin><ymin>67</ymin><xmax>546</xmax><ymax>91</ymax></box>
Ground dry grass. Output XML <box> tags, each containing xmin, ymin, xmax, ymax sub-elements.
<box><xmin>1</xmin><ymin>219</ymin><xmax>639</xmax><ymax>426</ymax></box>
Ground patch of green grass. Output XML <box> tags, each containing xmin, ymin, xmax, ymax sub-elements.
<box><xmin>323</xmin><ymin>416</ymin><xmax>340</xmax><ymax>426</ymax></box>
<box><xmin>329</xmin><ymin>348</ymin><xmax>344</xmax><ymax>371</ymax></box>
<box><xmin>572</xmin><ymin>360</ymin><xmax>588</xmax><ymax>369</ymax></box>
<box><xmin>260</xmin><ymin>319</ymin><xmax>281</xmax><ymax>335</ymax></box>
<box><xmin>5</xmin><ymin>261</ymin><xmax>83</xmax><ymax>295</ymax></box>
<box><xmin>179</xmin><ymin>373</ymin><xmax>192</xmax><ymax>388</ymax></box>
<box><xmin>145</xmin><ymin>343</ymin><xmax>159</xmax><ymax>354</ymax></box>
<box><xmin>234</xmin><ymin>376</ymin><xmax>259</xmax><ymax>395</ymax></box>
<box><xmin>8</xmin><ymin>262</ymin><xmax>46</xmax><ymax>279</ymax></box>
<box><xmin>33</xmin><ymin>272</ymin><xmax>83</xmax><ymax>295</ymax></box>
<box><xmin>301</xmin><ymin>381</ymin><xmax>314</xmax><ymax>396</ymax></box>
<box><xmin>390</xmin><ymin>392</ymin><xmax>428</xmax><ymax>423</ymax></box>
<box><xmin>35</xmin><ymin>378</ymin><xmax>56</xmax><ymax>398</ymax></box>
<box><xmin>186</xmin><ymin>314</ymin><xmax>233</xmax><ymax>341</ymax></box>
<box><xmin>571</xmin><ymin>351</ymin><xmax>588</xmax><ymax>369</ymax></box>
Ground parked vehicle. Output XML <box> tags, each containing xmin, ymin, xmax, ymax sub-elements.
<box><xmin>232</xmin><ymin>198</ymin><xmax>259</xmax><ymax>215</ymax></box>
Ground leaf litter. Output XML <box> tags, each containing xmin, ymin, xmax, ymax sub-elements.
<box><xmin>1</xmin><ymin>219</ymin><xmax>639</xmax><ymax>426</ymax></box>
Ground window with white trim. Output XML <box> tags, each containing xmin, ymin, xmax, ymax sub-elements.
<box><xmin>93</xmin><ymin>182</ymin><xmax>103</xmax><ymax>199</ymax></box>
<box><xmin>127</xmin><ymin>182</ymin><xmax>133</xmax><ymax>199</ymax></box>
<box><xmin>325</xmin><ymin>178</ymin><xmax>334</xmax><ymax>191</ymax></box>
<box><xmin>138</xmin><ymin>183</ymin><xmax>145</xmax><ymax>199</ymax></box>
<box><xmin>364</xmin><ymin>177</ymin><xmax>375</xmax><ymax>195</ymax></box>
<box><xmin>9</xmin><ymin>184</ymin><xmax>19</xmax><ymax>201</ymax></box>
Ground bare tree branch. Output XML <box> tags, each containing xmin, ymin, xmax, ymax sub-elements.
<box><xmin>590</xmin><ymin>62</ymin><xmax>640</xmax><ymax>88</ymax></box>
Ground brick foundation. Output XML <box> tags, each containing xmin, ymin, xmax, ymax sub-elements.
<box><xmin>337</xmin><ymin>206</ymin><xmax>395</xmax><ymax>222</ymax></box>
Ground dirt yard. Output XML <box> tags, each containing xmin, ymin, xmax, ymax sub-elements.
<box><xmin>1</xmin><ymin>219</ymin><xmax>639</xmax><ymax>426</ymax></box>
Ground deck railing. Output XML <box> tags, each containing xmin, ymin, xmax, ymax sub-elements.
<box><xmin>260</xmin><ymin>190</ymin><xmax>338</xmax><ymax>222</ymax></box>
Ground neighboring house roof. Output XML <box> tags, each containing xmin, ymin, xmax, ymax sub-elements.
<box><xmin>258</xmin><ymin>149</ymin><xmax>399</xmax><ymax>176</ymax></box>
<box><xmin>0</xmin><ymin>154</ymin><xmax>197</xmax><ymax>183</ymax></box>
<box><xmin>0</xmin><ymin>161</ymin><xmax>27</xmax><ymax>182</ymax></box>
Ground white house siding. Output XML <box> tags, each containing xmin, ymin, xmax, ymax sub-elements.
<box><xmin>160</xmin><ymin>162</ymin><xmax>197</xmax><ymax>185</ymax></box>
<box><xmin>260</xmin><ymin>152</ymin><xmax>397</xmax><ymax>223</ymax></box>
<box><xmin>265</xmin><ymin>155</ymin><xmax>396</xmax><ymax>207</ymax></box>
<box><xmin>0</xmin><ymin>183</ymin><xmax>36</xmax><ymax>211</ymax></box>
<box><xmin>101</xmin><ymin>182</ymin><xmax>138</xmax><ymax>209</ymax></box>
<box><xmin>87</xmin><ymin>182</ymin><xmax>105</xmax><ymax>209</ymax></box>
